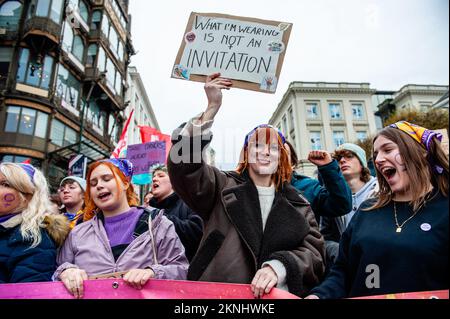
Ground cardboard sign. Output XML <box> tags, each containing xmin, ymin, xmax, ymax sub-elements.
<box><xmin>0</xmin><ymin>279</ymin><xmax>300</xmax><ymax>299</ymax></box>
<box><xmin>126</xmin><ymin>141</ymin><xmax>166</xmax><ymax>185</ymax></box>
<box><xmin>172</xmin><ymin>12</ymin><xmax>293</xmax><ymax>93</ymax></box>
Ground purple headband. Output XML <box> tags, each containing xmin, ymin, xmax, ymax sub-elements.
<box><xmin>100</xmin><ymin>159</ymin><xmax>134</xmax><ymax>179</ymax></box>
<box><xmin>18</xmin><ymin>164</ymin><xmax>35</xmax><ymax>184</ymax></box>
<box><xmin>244</xmin><ymin>124</ymin><xmax>286</xmax><ymax>147</ymax></box>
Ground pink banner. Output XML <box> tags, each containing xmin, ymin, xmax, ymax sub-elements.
<box><xmin>0</xmin><ymin>279</ymin><xmax>299</xmax><ymax>299</ymax></box>
<box><xmin>352</xmin><ymin>290</ymin><xmax>449</xmax><ymax>299</ymax></box>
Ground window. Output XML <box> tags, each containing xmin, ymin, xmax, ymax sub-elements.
<box><xmin>310</xmin><ymin>131</ymin><xmax>322</xmax><ymax>150</ymax></box>
<box><xmin>35</xmin><ymin>112</ymin><xmax>49</xmax><ymax>138</ymax></box>
<box><xmin>0</xmin><ymin>1</ymin><xmax>23</xmax><ymax>31</ymax></box>
<box><xmin>62</xmin><ymin>22</ymin><xmax>85</xmax><ymax>63</ymax></box>
<box><xmin>91</xmin><ymin>10</ymin><xmax>102</xmax><ymax>30</ymax></box>
<box><xmin>114</xmin><ymin>71</ymin><xmax>122</xmax><ymax>95</ymax></box>
<box><xmin>72</xmin><ymin>36</ymin><xmax>84</xmax><ymax>62</ymax></box>
<box><xmin>282</xmin><ymin>116</ymin><xmax>288</xmax><ymax>135</ymax></box>
<box><xmin>50</xmin><ymin>119</ymin><xmax>77</xmax><ymax>147</ymax></box>
<box><xmin>28</xmin><ymin>0</ymin><xmax>64</xmax><ymax>24</ymax></box>
<box><xmin>97</xmin><ymin>46</ymin><xmax>106</xmax><ymax>71</ymax></box>
<box><xmin>100</xmin><ymin>12</ymin><xmax>125</xmax><ymax>62</ymax></box>
<box><xmin>56</xmin><ymin>64</ymin><xmax>81</xmax><ymax>110</ymax></box>
<box><xmin>333</xmin><ymin>131</ymin><xmax>345</xmax><ymax>148</ymax></box>
<box><xmin>18</xmin><ymin>108</ymin><xmax>37</xmax><ymax>135</ymax></box>
<box><xmin>108</xmin><ymin>113</ymin><xmax>118</xmax><ymax>143</ymax></box>
<box><xmin>110</xmin><ymin>0</ymin><xmax>127</xmax><ymax>31</ymax></box>
<box><xmin>0</xmin><ymin>47</ymin><xmax>13</xmax><ymax>80</ymax></box>
<box><xmin>101</xmin><ymin>13</ymin><xmax>110</xmax><ymax>38</ymax></box>
<box><xmin>4</xmin><ymin>106</ymin><xmax>20</xmax><ymax>132</ymax></box>
<box><xmin>352</xmin><ymin>103</ymin><xmax>365</xmax><ymax>120</ymax></box>
<box><xmin>420</xmin><ymin>102</ymin><xmax>432</xmax><ymax>112</ymax></box>
<box><xmin>85</xmin><ymin>100</ymin><xmax>106</xmax><ymax>133</ymax></box>
<box><xmin>288</xmin><ymin>107</ymin><xmax>295</xmax><ymax>132</ymax></box>
<box><xmin>78</xmin><ymin>1</ymin><xmax>88</xmax><ymax>22</ymax></box>
<box><xmin>16</xmin><ymin>48</ymin><xmax>54</xmax><ymax>89</ymax></box>
<box><xmin>87</xmin><ymin>44</ymin><xmax>98</xmax><ymax>66</ymax></box>
<box><xmin>329</xmin><ymin>103</ymin><xmax>343</xmax><ymax>120</ymax></box>
<box><xmin>306</xmin><ymin>103</ymin><xmax>320</xmax><ymax>119</ymax></box>
<box><xmin>4</xmin><ymin>106</ymin><xmax>48</xmax><ymax>138</ymax></box>
<box><xmin>357</xmin><ymin>131</ymin><xmax>367</xmax><ymax>142</ymax></box>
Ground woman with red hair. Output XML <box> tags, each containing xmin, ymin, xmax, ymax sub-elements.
<box><xmin>168</xmin><ymin>73</ymin><xmax>325</xmax><ymax>298</ymax></box>
<box><xmin>53</xmin><ymin>159</ymin><xmax>188</xmax><ymax>298</ymax></box>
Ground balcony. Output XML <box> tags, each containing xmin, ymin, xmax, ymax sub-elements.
<box><xmin>22</xmin><ymin>16</ymin><xmax>61</xmax><ymax>48</ymax></box>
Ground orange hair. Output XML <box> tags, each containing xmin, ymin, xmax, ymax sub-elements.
<box><xmin>83</xmin><ymin>161</ymin><xmax>139</xmax><ymax>221</ymax></box>
<box><xmin>236</xmin><ymin>127</ymin><xmax>292</xmax><ymax>190</ymax></box>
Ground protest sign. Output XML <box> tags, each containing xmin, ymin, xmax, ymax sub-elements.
<box><xmin>172</xmin><ymin>12</ymin><xmax>292</xmax><ymax>93</ymax></box>
<box><xmin>126</xmin><ymin>141</ymin><xmax>166</xmax><ymax>185</ymax></box>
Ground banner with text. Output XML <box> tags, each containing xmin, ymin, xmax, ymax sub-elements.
<box><xmin>172</xmin><ymin>12</ymin><xmax>293</xmax><ymax>93</ymax></box>
<box><xmin>126</xmin><ymin>141</ymin><xmax>166</xmax><ymax>185</ymax></box>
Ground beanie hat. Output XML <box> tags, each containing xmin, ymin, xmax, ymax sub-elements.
<box><xmin>335</xmin><ymin>143</ymin><xmax>368</xmax><ymax>168</ymax></box>
<box><xmin>60</xmin><ymin>176</ymin><xmax>87</xmax><ymax>192</ymax></box>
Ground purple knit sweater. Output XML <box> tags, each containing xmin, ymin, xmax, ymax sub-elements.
<box><xmin>103</xmin><ymin>207</ymin><xmax>143</xmax><ymax>247</ymax></box>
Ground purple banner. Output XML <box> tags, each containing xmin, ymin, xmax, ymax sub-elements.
<box><xmin>126</xmin><ymin>141</ymin><xmax>166</xmax><ymax>176</ymax></box>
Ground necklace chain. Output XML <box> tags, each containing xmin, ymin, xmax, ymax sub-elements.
<box><xmin>394</xmin><ymin>202</ymin><xmax>424</xmax><ymax>233</ymax></box>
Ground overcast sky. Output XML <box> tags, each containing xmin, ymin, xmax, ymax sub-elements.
<box><xmin>128</xmin><ymin>0</ymin><xmax>449</xmax><ymax>169</ymax></box>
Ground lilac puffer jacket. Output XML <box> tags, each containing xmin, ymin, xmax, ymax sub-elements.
<box><xmin>53</xmin><ymin>208</ymin><xmax>188</xmax><ymax>280</ymax></box>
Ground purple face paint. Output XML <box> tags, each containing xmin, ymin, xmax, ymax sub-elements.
<box><xmin>3</xmin><ymin>193</ymin><xmax>15</xmax><ymax>208</ymax></box>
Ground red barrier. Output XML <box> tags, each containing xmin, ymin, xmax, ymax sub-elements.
<box><xmin>0</xmin><ymin>279</ymin><xmax>300</xmax><ymax>299</ymax></box>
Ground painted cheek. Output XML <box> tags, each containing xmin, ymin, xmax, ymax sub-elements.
<box><xmin>3</xmin><ymin>193</ymin><xmax>16</xmax><ymax>207</ymax></box>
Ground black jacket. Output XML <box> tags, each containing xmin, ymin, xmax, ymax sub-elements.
<box><xmin>150</xmin><ymin>193</ymin><xmax>203</xmax><ymax>261</ymax></box>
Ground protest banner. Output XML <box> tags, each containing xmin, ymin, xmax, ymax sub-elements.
<box><xmin>172</xmin><ymin>12</ymin><xmax>293</xmax><ymax>93</ymax></box>
<box><xmin>0</xmin><ymin>279</ymin><xmax>446</xmax><ymax>299</ymax></box>
<box><xmin>0</xmin><ymin>279</ymin><xmax>299</xmax><ymax>299</ymax></box>
<box><xmin>126</xmin><ymin>141</ymin><xmax>166</xmax><ymax>185</ymax></box>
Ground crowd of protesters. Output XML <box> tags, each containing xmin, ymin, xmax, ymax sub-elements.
<box><xmin>0</xmin><ymin>73</ymin><xmax>448</xmax><ymax>299</ymax></box>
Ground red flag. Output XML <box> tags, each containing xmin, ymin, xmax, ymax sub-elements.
<box><xmin>111</xmin><ymin>109</ymin><xmax>134</xmax><ymax>159</ymax></box>
<box><xmin>138</xmin><ymin>126</ymin><xmax>172</xmax><ymax>162</ymax></box>
<box><xmin>22</xmin><ymin>159</ymin><xmax>31</xmax><ymax>164</ymax></box>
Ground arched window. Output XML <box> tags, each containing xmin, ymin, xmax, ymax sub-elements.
<box><xmin>0</xmin><ymin>1</ymin><xmax>23</xmax><ymax>31</ymax></box>
<box><xmin>90</xmin><ymin>10</ymin><xmax>101</xmax><ymax>30</ymax></box>
<box><xmin>62</xmin><ymin>22</ymin><xmax>74</xmax><ymax>52</ymax></box>
<box><xmin>87</xmin><ymin>43</ymin><xmax>98</xmax><ymax>66</ymax></box>
<box><xmin>78</xmin><ymin>0</ymin><xmax>88</xmax><ymax>22</ymax></box>
<box><xmin>72</xmin><ymin>36</ymin><xmax>84</xmax><ymax>62</ymax></box>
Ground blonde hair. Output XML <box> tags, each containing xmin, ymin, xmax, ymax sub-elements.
<box><xmin>0</xmin><ymin>163</ymin><xmax>54</xmax><ymax>248</ymax></box>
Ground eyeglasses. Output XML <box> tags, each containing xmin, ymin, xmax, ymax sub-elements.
<box><xmin>333</xmin><ymin>152</ymin><xmax>355</xmax><ymax>161</ymax></box>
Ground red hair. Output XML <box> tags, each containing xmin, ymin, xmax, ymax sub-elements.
<box><xmin>83</xmin><ymin>161</ymin><xmax>139</xmax><ymax>221</ymax></box>
<box><xmin>236</xmin><ymin>127</ymin><xmax>292</xmax><ymax>190</ymax></box>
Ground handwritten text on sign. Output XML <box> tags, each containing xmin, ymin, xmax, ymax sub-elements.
<box><xmin>172</xmin><ymin>13</ymin><xmax>292</xmax><ymax>93</ymax></box>
<box><xmin>126</xmin><ymin>142</ymin><xmax>166</xmax><ymax>176</ymax></box>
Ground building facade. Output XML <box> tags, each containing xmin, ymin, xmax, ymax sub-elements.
<box><xmin>376</xmin><ymin>84</ymin><xmax>449</xmax><ymax>125</ymax></box>
<box><xmin>269</xmin><ymin>82</ymin><xmax>378</xmax><ymax>176</ymax></box>
<box><xmin>0</xmin><ymin>0</ymin><xmax>134</xmax><ymax>191</ymax></box>
<box><xmin>125</xmin><ymin>66</ymin><xmax>160</xmax><ymax>146</ymax></box>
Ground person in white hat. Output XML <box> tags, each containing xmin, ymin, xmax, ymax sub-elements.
<box><xmin>321</xmin><ymin>143</ymin><xmax>378</xmax><ymax>265</ymax></box>
<box><xmin>58</xmin><ymin>176</ymin><xmax>86</xmax><ymax>230</ymax></box>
